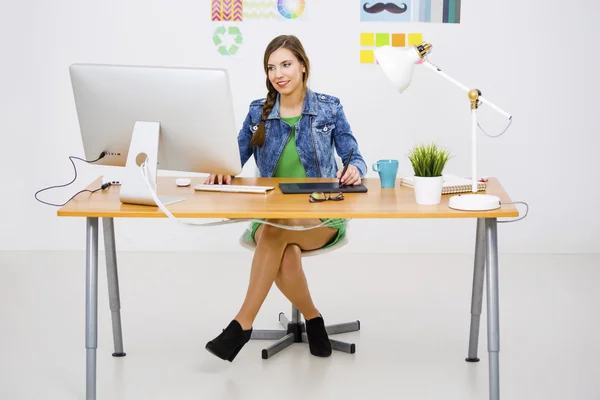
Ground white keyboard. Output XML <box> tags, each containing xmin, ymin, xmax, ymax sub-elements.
<box><xmin>193</xmin><ymin>184</ymin><xmax>275</xmax><ymax>194</ymax></box>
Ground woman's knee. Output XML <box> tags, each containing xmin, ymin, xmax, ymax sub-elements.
<box><xmin>257</xmin><ymin>219</ymin><xmax>289</xmax><ymax>244</ymax></box>
<box><xmin>280</xmin><ymin>244</ymin><xmax>302</xmax><ymax>275</ymax></box>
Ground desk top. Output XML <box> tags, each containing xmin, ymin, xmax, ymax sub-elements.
<box><xmin>58</xmin><ymin>177</ymin><xmax>519</xmax><ymax>218</ymax></box>
<box><xmin>57</xmin><ymin>177</ymin><xmax>519</xmax><ymax>219</ymax></box>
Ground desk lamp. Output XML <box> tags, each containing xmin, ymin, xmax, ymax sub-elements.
<box><xmin>374</xmin><ymin>43</ymin><xmax>512</xmax><ymax>211</ymax></box>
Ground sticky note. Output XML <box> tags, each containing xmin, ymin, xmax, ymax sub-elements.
<box><xmin>408</xmin><ymin>33</ymin><xmax>423</xmax><ymax>46</ymax></box>
<box><xmin>375</xmin><ymin>33</ymin><xmax>390</xmax><ymax>47</ymax></box>
<box><xmin>360</xmin><ymin>32</ymin><xmax>375</xmax><ymax>46</ymax></box>
<box><xmin>391</xmin><ymin>33</ymin><xmax>406</xmax><ymax>47</ymax></box>
<box><xmin>360</xmin><ymin>50</ymin><xmax>375</xmax><ymax>64</ymax></box>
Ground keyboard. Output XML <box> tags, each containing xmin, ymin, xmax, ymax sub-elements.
<box><xmin>193</xmin><ymin>184</ymin><xmax>275</xmax><ymax>194</ymax></box>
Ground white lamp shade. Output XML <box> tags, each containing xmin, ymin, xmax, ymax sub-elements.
<box><xmin>375</xmin><ymin>45</ymin><xmax>422</xmax><ymax>93</ymax></box>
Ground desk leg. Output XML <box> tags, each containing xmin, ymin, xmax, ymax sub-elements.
<box><xmin>485</xmin><ymin>218</ymin><xmax>500</xmax><ymax>400</ymax></box>
<box><xmin>102</xmin><ymin>218</ymin><xmax>126</xmax><ymax>357</ymax></box>
<box><xmin>466</xmin><ymin>218</ymin><xmax>486</xmax><ymax>362</ymax></box>
<box><xmin>85</xmin><ymin>217</ymin><xmax>99</xmax><ymax>400</ymax></box>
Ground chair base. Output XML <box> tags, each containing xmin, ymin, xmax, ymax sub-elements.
<box><xmin>251</xmin><ymin>310</ymin><xmax>360</xmax><ymax>359</ymax></box>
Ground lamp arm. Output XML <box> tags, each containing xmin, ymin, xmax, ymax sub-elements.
<box><xmin>421</xmin><ymin>60</ymin><xmax>512</xmax><ymax>193</ymax></box>
<box><xmin>421</xmin><ymin>61</ymin><xmax>512</xmax><ymax>120</ymax></box>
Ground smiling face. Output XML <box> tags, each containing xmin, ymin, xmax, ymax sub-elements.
<box><xmin>267</xmin><ymin>47</ymin><xmax>306</xmax><ymax>97</ymax></box>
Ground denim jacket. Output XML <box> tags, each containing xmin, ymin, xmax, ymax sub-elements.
<box><xmin>237</xmin><ymin>88</ymin><xmax>367</xmax><ymax>178</ymax></box>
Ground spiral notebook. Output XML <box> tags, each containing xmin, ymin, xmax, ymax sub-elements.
<box><xmin>399</xmin><ymin>175</ymin><xmax>487</xmax><ymax>194</ymax></box>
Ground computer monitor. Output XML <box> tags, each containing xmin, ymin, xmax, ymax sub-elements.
<box><xmin>69</xmin><ymin>63</ymin><xmax>242</xmax><ymax>206</ymax></box>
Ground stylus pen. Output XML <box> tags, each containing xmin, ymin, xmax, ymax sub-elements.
<box><xmin>339</xmin><ymin>148</ymin><xmax>354</xmax><ymax>186</ymax></box>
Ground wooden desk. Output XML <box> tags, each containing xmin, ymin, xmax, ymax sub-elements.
<box><xmin>58</xmin><ymin>176</ymin><xmax>518</xmax><ymax>400</ymax></box>
<box><xmin>58</xmin><ymin>176</ymin><xmax>518</xmax><ymax>219</ymax></box>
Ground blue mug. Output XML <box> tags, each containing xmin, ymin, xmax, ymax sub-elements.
<box><xmin>372</xmin><ymin>159</ymin><xmax>399</xmax><ymax>188</ymax></box>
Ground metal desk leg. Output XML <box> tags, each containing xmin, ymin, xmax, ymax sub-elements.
<box><xmin>485</xmin><ymin>218</ymin><xmax>500</xmax><ymax>400</ymax></box>
<box><xmin>102</xmin><ymin>218</ymin><xmax>126</xmax><ymax>357</ymax></box>
<box><xmin>86</xmin><ymin>218</ymin><xmax>99</xmax><ymax>400</ymax></box>
<box><xmin>466</xmin><ymin>218</ymin><xmax>487</xmax><ymax>362</ymax></box>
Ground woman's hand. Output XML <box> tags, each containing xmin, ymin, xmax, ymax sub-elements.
<box><xmin>336</xmin><ymin>164</ymin><xmax>361</xmax><ymax>186</ymax></box>
<box><xmin>204</xmin><ymin>174</ymin><xmax>232</xmax><ymax>185</ymax></box>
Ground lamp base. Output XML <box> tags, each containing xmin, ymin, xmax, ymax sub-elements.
<box><xmin>449</xmin><ymin>194</ymin><xmax>501</xmax><ymax>211</ymax></box>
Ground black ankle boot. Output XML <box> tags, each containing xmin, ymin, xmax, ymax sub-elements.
<box><xmin>305</xmin><ymin>315</ymin><xmax>332</xmax><ymax>357</ymax></box>
<box><xmin>205</xmin><ymin>320</ymin><xmax>252</xmax><ymax>362</ymax></box>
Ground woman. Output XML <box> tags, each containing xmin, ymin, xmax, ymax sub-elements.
<box><xmin>204</xmin><ymin>35</ymin><xmax>367</xmax><ymax>361</ymax></box>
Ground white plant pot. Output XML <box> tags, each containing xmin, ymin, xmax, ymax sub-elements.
<box><xmin>413</xmin><ymin>176</ymin><xmax>444</xmax><ymax>205</ymax></box>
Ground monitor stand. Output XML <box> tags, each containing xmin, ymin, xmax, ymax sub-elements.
<box><xmin>119</xmin><ymin>121</ymin><xmax>184</xmax><ymax>207</ymax></box>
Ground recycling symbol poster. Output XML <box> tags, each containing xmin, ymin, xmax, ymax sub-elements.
<box><xmin>213</xmin><ymin>26</ymin><xmax>243</xmax><ymax>56</ymax></box>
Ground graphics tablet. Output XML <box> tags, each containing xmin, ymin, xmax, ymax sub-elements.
<box><xmin>279</xmin><ymin>182</ymin><xmax>368</xmax><ymax>194</ymax></box>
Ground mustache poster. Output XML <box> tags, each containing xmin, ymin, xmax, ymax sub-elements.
<box><xmin>360</xmin><ymin>0</ymin><xmax>461</xmax><ymax>23</ymax></box>
<box><xmin>363</xmin><ymin>2</ymin><xmax>408</xmax><ymax>14</ymax></box>
<box><xmin>360</xmin><ymin>1</ymin><xmax>412</xmax><ymax>22</ymax></box>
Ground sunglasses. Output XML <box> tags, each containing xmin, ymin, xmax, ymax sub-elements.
<box><xmin>309</xmin><ymin>192</ymin><xmax>344</xmax><ymax>203</ymax></box>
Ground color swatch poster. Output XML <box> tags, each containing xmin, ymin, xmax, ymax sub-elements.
<box><xmin>211</xmin><ymin>0</ymin><xmax>307</xmax><ymax>21</ymax></box>
<box><xmin>360</xmin><ymin>0</ymin><xmax>461</xmax><ymax>23</ymax></box>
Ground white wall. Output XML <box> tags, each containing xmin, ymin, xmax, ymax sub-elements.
<box><xmin>2</xmin><ymin>0</ymin><xmax>598</xmax><ymax>254</ymax></box>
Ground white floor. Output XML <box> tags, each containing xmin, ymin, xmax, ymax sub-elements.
<box><xmin>1</xmin><ymin>251</ymin><xmax>599</xmax><ymax>400</ymax></box>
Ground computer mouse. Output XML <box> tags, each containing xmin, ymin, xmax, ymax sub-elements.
<box><xmin>176</xmin><ymin>178</ymin><xmax>191</xmax><ymax>187</ymax></box>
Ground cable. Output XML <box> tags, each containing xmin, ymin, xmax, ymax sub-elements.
<box><xmin>35</xmin><ymin>183</ymin><xmax>112</xmax><ymax>207</ymax></box>
<box><xmin>140</xmin><ymin>160</ymin><xmax>348</xmax><ymax>231</ymax></box>
<box><xmin>498</xmin><ymin>201</ymin><xmax>529</xmax><ymax>223</ymax></box>
<box><xmin>35</xmin><ymin>152</ymin><xmax>108</xmax><ymax>207</ymax></box>
<box><xmin>478</xmin><ymin>118</ymin><xmax>512</xmax><ymax>138</ymax></box>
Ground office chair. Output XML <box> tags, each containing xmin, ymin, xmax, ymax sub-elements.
<box><xmin>239</xmin><ymin>234</ymin><xmax>360</xmax><ymax>359</ymax></box>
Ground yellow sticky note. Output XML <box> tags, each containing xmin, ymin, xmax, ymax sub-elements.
<box><xmin>408</xmin><ymin>33</ymin><xmax>423</xmax><ymax>46</ymax></box>
<box><xmin>360</xmin><ymin>32</ymin><xmax>375</xmax><ymax>46</ymax></box>
<box><xmin>360</xmin><ymin>50</ymin><xmax>375</xmax><ymax>64</ymax></box>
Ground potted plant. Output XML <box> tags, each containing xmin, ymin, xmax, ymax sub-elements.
<box><xmin>407</xmin><ymin>143</ymin><xmax>451</xmax><ymax>205</ymax></box>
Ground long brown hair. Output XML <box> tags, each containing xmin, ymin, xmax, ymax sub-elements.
<box><xmin>250</xmin><ymin>35</ymin><xmax>311</xmax><ymax>147</ymax></box>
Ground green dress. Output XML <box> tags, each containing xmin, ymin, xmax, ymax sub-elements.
<box><xmin>244</xmin><ymin>115</ymin><xmax>347</xmax><ymax>248</ymax></box>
